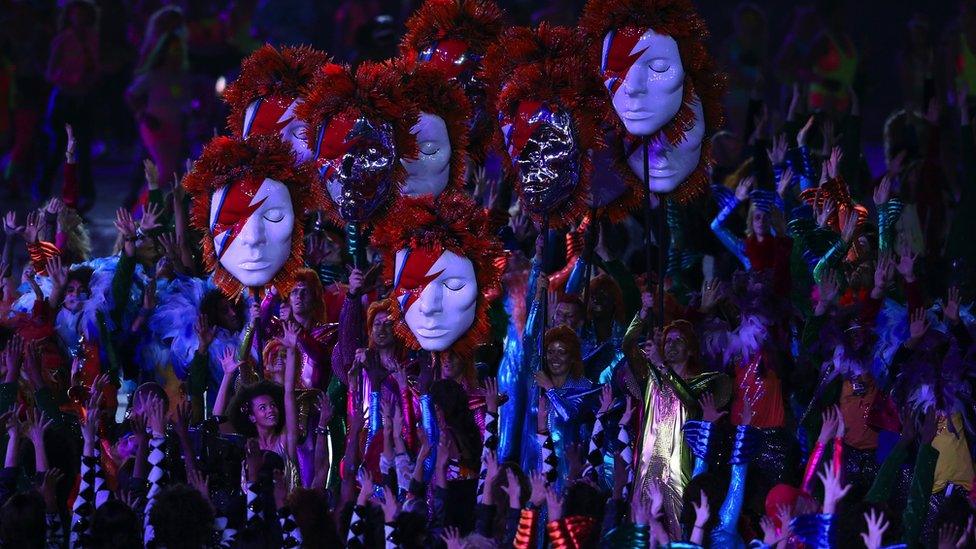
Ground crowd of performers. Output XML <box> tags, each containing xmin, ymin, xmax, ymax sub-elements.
<box><xmin>1</xmin><ymin>0</ymin><xmax>976</xmax><ymax>547</ymax></box>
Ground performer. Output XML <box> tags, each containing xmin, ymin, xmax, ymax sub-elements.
<box><xmin>633</xmin><ymin>318</ymin><xmax>729</xmax><ymax>536</ymax></box>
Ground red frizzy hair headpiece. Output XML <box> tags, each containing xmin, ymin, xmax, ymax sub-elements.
<box><xmin>222</xmin><ymin>44</ymin><xmax>329</xmax><ymax>137</ymax></box>
<box><xmin>400</xmin><ymin>0</ymin><xmax>506</xmax><ymax>163</ymax></box>
<box><xmin>392</xmin><ymin>57</ymin><xmax>472</xmax><ymax>199</ymax></box>
<box><xmin>183</xmin><ymin>135</ymin><xmax>323</xmax><ymax>298</ymax></box>
<box><xmin>400</xmin><ymin>0</ymin><xmax>506</xmax><ymax>59</ymax></box>
<box><xmin>295</xmin><ymin>61</ymin><xmax>419</xmax><ymax>222</ymax></box>
<box><xmin>372</xmin><ymin>193</ymin><xmax>504</xmax><ymax>359</ymax></box>
<box><xmin>580</xmin><ymin>0</ymin><xmax>726</xmax><ymax>203</ymax></box>
<box><xmin>482</xmin><ymin>24</ymin><xmax>607</xmax><ymax>228</ymax></box>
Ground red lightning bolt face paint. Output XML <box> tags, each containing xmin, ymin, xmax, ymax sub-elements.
<box><xmin>243</xmin><ymin>94</ymin><xmax>313</xmax><ymax>163</ymax></box>
<box><xmin>602</xmin><ymin>27</ymin><xmax>685</xmax><ymax>137</ymax></box>
<box><xmin>601</xmin><ymin>26</ymin><xmax>649</xmax><ymax>95</ymax></box>
<box><xmin>393</xmin><ymin>245</ymin><xmax>445</xmax><ymax>313</ymax></box>
<box><xmin>244</xmin><ymin>94</ymin><xmax>296</xmax><ymax>137</ymax></box>
<box><xmin>393</xmin><ymin>246</ymin><xmax>478</xmax><ymax>352</ymax></box>
<box><xmin>209</xmin><ymin>176</ymin><xmax>295</xmax><ymax>288</ymax></box>
<box><xmin>418</xmin><ymin>38</ymin><xmax>474</xmax><ymax>81</ymax></box>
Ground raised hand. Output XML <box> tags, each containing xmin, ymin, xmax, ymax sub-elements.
<box><xmin>44</xmin><ymin>198</ymin><xmax>64</xmax><ymax>216</ymax></box>
<box><xmin>873</xmin><ymin>174</ymin><xmax>893</xmax><ymax>205</ymax></box>
<box><xmin>909</xmin><ymin>308</ymin><xmax>930</xmax><ymax>342</ymax></box>
<box><xmin>528</xmin><ymin>470</ymin><xmax>547</xmax><ymax>506</ymax></box>
<box><xmin>817</xmin><ymin>461</ymin><xmax>851</xmax><ymax>514</ymax></box>
<box><xmin>484</xmin><ymin>377</ymin><xmax>501</xmax><ymax>415</ymax></box>
<box><xmin>114</xmin><ymin>208</ymin><xmax>137</xmax><ymax>240</ymax></box>
<box><xmin>815</xmin><ymin>198</ymin><xmax>836</xmax><ymax>228</ymax></box>
<box><xmin>2</xmin><ymin>212</ymin><xmax>23</xmax><ymax>237</ymax></box>
<box><xmin>699</xmin><ymin>393</ymin><xmax>726</xmax><ymax>423</ymax></box>
<box><xmin>691</xmin><ymin>489</ymin><xmax>710</xmax><ymax>530</ymax></box>
<box><xmin>23</xmin><ymin>408</ymin><xmax>53</xmax><ymax>445</ymax></box>
<box><xmin>281</xmin><ymin>320</ymin><xmax>301</xmax><ymax>350</ymax></box>
<box><xmin>777</xmin><ymin>165</ymin><xmax>795</xmax><ymax>198</ymax></box>
<box><xmin>873</xmin><ymin>254</ymin><xmax>895</xmax><ymax>292</ymax></box>
<box><xmin>188</xmin><ymin>467</ymin><xmax>209</xmax><ymax>500</ymax></box>
<box><xmin>140</xmin><ymin>201</ymin><xmax>164</xmax><ymax>233</ymax></box>
<box><xmin>818</xmin><ymin>406</ymin><xmax>840</xmax><ymax>445</ymax></box>
<box><xmin>22</xmin><ymin>211</ymin><xmax>42</xmax><ymax>243</ymax></box>
<box><xmin>194</xmin><ymin>313</ymin><xmax>215</xmax><ymax>351</ymax></box>
<box><xmin>500</xmin><ymin>467</ymin><xmax>522</xmax><ymax>509</ymax></box>
<box><xmin>46</xmin><ymin>256</ymin><xmax>67</xmax><ymax>291</ymax></box>
<box><xmin>796</xmin><ymin>115</ymin><xmax>816</xmax><ymax>147</ymax></box>
<box><xmin>817</xmin><ymin>270</ymin><xmax>841</xmax><ymax>310</ymax></box>
<box><xmin>735</xmin><ymin>175</ymin><xmax>755</xmax><ymax>203</ymax></box>
<box><xmin>441</xmin><ymin>526</ymin><xmax>463</xmax><ymax>549</ymax></box>
<box><xmin>840</xmin><ymin>210</ymin><xmax>858</xmax><ymax>243</ymax></box>
<box><xmin>860</xmin><ymin>509</ymin><xmax>889</xmax><ymax>549</ymax></box>
<box><xmin>760</xmin><ymin>515</ymin><xmax>778</xmax><ymax>545</ymax></box>
<box><xmin>944</xmin><ymin>287</ymin><xmax>962</xmax><ymax>325</ymax></box>
<box><xmin>355</xmin><ymin>468</ymin><xmax>374</xmax><ymax>506</ymax></box>
<box><xmin>376</xmin><ymin>485</ymin><xmax>399</xmax><ymax>522</ymax></box>
<box><xmin>145</xmin><ymin>394</ymin><xmax>166</xmax><ymax>437</ymax></box>
<box><xmin>896</xmin><ymin>241</ymin><xmax>917</xmax><ymax>282</ymax></box>
<box><xmin>218</xmin><ymin>347</ymin><xmax>241</xmax><ymax>375</ymax></box>
<box><xmin>767</xmin><ymin>134</ymin><xmax>788</xmax><ymax>165</ymax></box>
<box><xmin>825</xmin><ymin>146</ymin><xmax>843</xmax><ymax>180</ymax></box>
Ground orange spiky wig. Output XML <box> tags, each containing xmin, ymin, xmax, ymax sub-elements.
<box><xmin>391</xmin><ymin>57</ymin><xmax>472</xmax><ymax>199</ymax></box>
<box><xmin>544</xmin><ymin>325</ymin><xmax>584</xmax><ymax>379</ymax></box>
<box><xmin>481</xmin><ymin>24</ymin><xmax>607</xmax><ymax>228</ymax></box>
<box><xmin>222</xmin><ymin>44</ymin><xmax>329</xmax><ymax>138</ymax></box>
<box><xmin>372</xmin><ymin>193</ymin><xmax>504</xmax><ymax>359</ymax></box>
<box><xmin>399</xmin><ymin>0</ymin><xmax>507</xmax><ymax>164</ymax></box>
<box><xmin>579</xmin><ymin>0</ymin><xmax>726</xmax><ymax>203</ymax></box>
<box><xmin>295</xmin><ymin>61</ymin><xmax>419</xmax><ymax>223</ymax></box>
<box><xmin>183</xmin><ymin>135</ymin><xmax>324</xmax><ymax>298</ymax></box>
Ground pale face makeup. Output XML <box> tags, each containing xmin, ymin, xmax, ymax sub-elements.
<box><xmin>395</xmin><ymin>249</ymin><xmax>477</xmax><ymax>351</ymax></box>
<box><xmin>626</xmin><ymin>97</ymin><xmax>705</xmax><ymax>193</ymax></box>
<box><xmin>209</xmin><ymin>177</ymin><xmax>294</xmax><ymax>288</ymax></box>
<box><xmin>401</xmin><ymin>112</ymin><xmax>451</xmax><ymax>197</ymax></box>
<box><xmin>602</xmin><ymin>28</ymin><xmax>685</xmax><ymax>136</ymax></box>
<box><xmin>243</xmin><ymin>97</ymin><xmax>313</xmax><ymax>163</ymax></box>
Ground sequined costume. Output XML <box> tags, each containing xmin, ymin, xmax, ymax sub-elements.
<box><xmin>629</xmin><ymin>315</ymin><xmax>730</xmax><ymax>537</ymax></box>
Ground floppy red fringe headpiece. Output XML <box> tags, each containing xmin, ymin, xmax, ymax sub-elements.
<box><xmin>391</xmin><ymin>58</ymin><xmax>472</xmax><ymax>199</ymax></box>
<box><xmin>400</xmin><ymin>0</ymin><xmax>506</xmax><ymax>163</ymax></box>
<box><xmin>372</xmin><ymin>193</ymin><xmax>504</xmax><ymax>359</ymax></box>
<box><xmin>183</xmin><ymin>135</ymin><xmax>324</xmax><ymax>299</ymax></box>
<box><xmin>482</xmin><ymin>24</ymin><xmax>608</xmax><ymax>228</ymax></box>
<box><xmin>222</xmin><ymin>44</ymin><xmax>329</xmax><ymax>137</ymax></box>
<box><xmin>295</xmin><ymin>61</ymin><xmax>419</xmax><ymax>223</ymax></box>
<box><xmin>580</xmin><ymin>0</ymin><xmax>726</xmax><ymax>203</ymax></box>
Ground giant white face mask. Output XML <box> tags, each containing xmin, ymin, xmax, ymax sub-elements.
<box><xmin>401</xmin><ymin>112</ymin><xmax>451</xmax><ymax>197</ymax></box>
<box><xmin>243</xmin><ymin>96</ymin><xmax>313</xmax><ymax>163</ymax></box>
<box><xmin>601</xmin><ymin>27</ymin><xmax>684</xmax><ymax>136</ymax></box>
<box><xmin>394</xmin><ymin>248</ymin><xmax>477</xmax><ymax>351</ymax></box>
<box><xmin>209</xmin><ymin>177</ymin><xmax>295</xmax><ymax>288</ymax></box>
<box><xmin>627</xmin><ymin>97</ymin><xmax>704</xmax><ymax>193</ymax></box>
